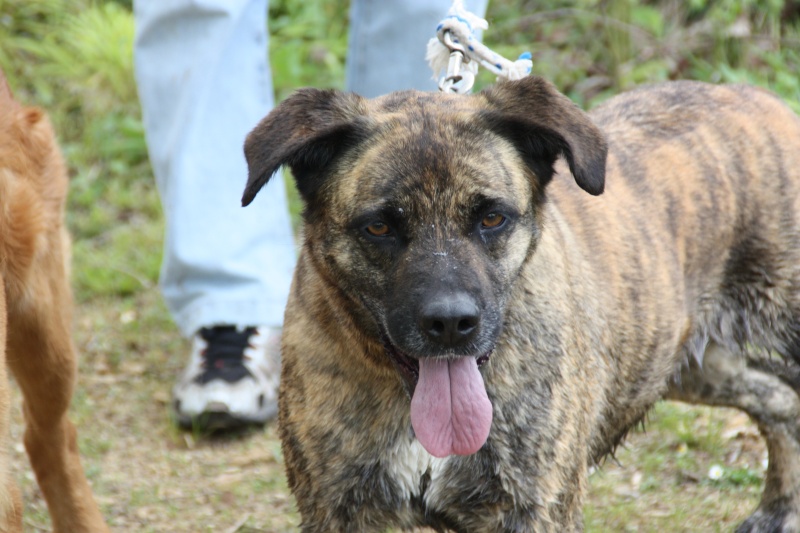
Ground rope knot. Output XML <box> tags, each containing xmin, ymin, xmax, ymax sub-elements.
<box><xmin>427</xmin><ymin>0</ymin><xmax>533</xmax><ymax>94</ymax></box>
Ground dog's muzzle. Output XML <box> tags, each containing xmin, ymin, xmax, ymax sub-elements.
<box><xmin>382</xmin><ymin>291</ymin><xmax>495</xmax><ymax>458</ymax></box>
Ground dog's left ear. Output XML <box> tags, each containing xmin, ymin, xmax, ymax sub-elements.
<box><xmin>242</xmin><ymin>88</ymin><xmax>370</xmax><ymax>206</ymax></box>
<box><xmin>480</xmin><ymin>76</ymin><xmax>607</xmax><ymax>195</ymax></box>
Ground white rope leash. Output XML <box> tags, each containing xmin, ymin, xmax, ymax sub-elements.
<box><xmin>427</xmin><ymin>0</ymin><xmax>533</xmax><ymax>94</ymax></box>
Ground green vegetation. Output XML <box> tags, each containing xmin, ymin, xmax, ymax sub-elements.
<box><xmin>485</xmin><ymin>0</ymin><xmax>800</xmax><ymax>110</ymax></box>
<box><xmin>0</xmin><ymin>0</ymin><xmax>796</xmax><ymax>530</ymax></box>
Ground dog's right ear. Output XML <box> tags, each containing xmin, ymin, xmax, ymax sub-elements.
<box><xmin>480</xmin><ymin>76</ymin><xmax>607</xmax><ymax>196</ymax></box>
<box><xmin>242</xmin><ymin>88</ymin><xmax>370</xmax><ymax>206</ymax></box>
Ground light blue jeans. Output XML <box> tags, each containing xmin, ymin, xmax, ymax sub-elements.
<box><xmin>133</xmin><ymin>0</ymin><xmax>488</xmax><ymax>337</ymax></box>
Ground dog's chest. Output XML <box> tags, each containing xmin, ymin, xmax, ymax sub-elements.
<box><xmin>385</xmin><ymin>438</ymin><xmax>450</xmax><ymax>506</ymax></box>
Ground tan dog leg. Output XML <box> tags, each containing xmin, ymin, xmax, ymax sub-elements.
<box><xmin>0</xmin><ymin>285</ymin><xmax>23</xmax><ymax>533</ymax></box>
<box><xmin>5</xmin><ymin>266</ymin><xmax>107</xmax><ymax>532</ymax></box>
<box><xmin>667</xmin><ymin>343</ymin><xmax>800</xmax><ymax>533</ymax></box>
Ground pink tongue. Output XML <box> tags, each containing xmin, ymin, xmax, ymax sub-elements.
<box><xmin>410</xmin><ymin>357</ymin><xmax>493</xmax><ymax>458</ymax></box>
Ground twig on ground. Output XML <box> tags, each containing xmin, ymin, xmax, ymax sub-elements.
<box><xmin>225</xmin><ymin>513</ymin><xmax>251</xmax><ymax>533</ymax></box>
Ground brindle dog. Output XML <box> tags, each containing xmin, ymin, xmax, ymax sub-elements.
<box><xmin>243</xmin><ymin>76</ymin><xmax>800</xmax><ymax>532</ymax></box>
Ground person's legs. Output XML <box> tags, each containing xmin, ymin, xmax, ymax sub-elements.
<box><xmin>134</xmin><ymin>0</ymin><xmax>294</xmax><ymax>336</ymax></box>
<box><xmin>134</xmin><ymin>0</ymin><xmax>294</xmax><ymax>427</ymax></box>
<box><xmin>346</xmin><ymin>0</ymin><xmax>489</xmax><ymax>96</ymax></box>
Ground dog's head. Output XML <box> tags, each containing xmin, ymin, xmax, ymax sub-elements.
<box><xmin>244</xmin><ymin>76</ymin><xmax>606</xmax><ymax>456</ymax></box>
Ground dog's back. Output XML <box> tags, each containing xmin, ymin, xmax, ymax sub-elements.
<box><xmin>541</xmin><ymin>82</ymin><xmax>800</xmax><ymax>456</ymax></box>
<box><xmin>598</xmin><ymin>83</ymin><xmax>800</xmax><ymax>360</ymax></box>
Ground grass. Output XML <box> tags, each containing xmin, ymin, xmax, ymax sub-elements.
<box><xmin>585</xmin><ymin>404</ymin><xmax>765</xmax><ymax>532</ymax></box>
<box><xmin>1</xmin><ymin>0</ymin><xmax>796</xmax><ymax>530</ymax></box>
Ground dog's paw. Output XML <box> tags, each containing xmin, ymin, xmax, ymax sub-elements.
<box><xmin>736</xmin><ymin>503</ymin><xmax>800</xmax><ymax>533</ymax></box>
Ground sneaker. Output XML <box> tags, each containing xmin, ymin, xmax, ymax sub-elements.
<box><xmin>172</xmin><ymin>325</ymin><xmax>280</xmax><ymax>430</ymax></box>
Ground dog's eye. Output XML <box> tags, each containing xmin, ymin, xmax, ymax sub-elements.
<box><xmin>481</xmin><ymin>213</ymin><xmax>506</xmax><ymax>229</ymax></box>
<box><xmin>365</xmin><ymin>221</ymin><xmax>391</xmax><ymax>237</ymax></box>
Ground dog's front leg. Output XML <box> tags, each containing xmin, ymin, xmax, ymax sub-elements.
<box><xmin>5</xmin><ymin>270</ymin><xmax>107</xmax><ymax>533</ymax></box>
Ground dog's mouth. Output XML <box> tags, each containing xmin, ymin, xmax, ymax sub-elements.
<box><xmin>382</xmin><ymin>335</ymin><xmax>494</xmax><ymax>458</ymax></box>
<box><xmin>382</xmin><ymin>338</ymin><xmax>492</xmax><ymax>393</ymax></box>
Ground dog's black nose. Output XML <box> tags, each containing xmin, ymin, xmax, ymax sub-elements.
<box><xmin>419</xmin><ymin>293</ymin><xmax>480</xmax><ymax>347</ymax></box>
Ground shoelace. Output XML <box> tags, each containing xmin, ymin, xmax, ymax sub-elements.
<box><xmin>194</xmin><ymin>326</ymin><xmax>257</xmax><ymax>384</ymax></box>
